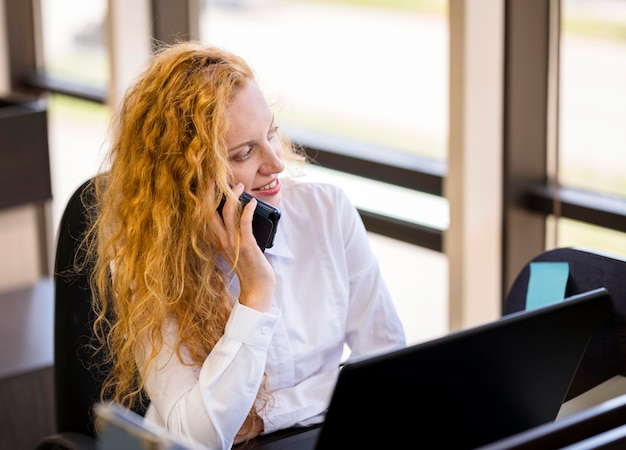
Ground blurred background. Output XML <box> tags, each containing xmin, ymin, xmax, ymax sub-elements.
<box><xmin>2</xmin><ymin>0</ymin><xmax>626</xmax><ymax>344</ymax></box>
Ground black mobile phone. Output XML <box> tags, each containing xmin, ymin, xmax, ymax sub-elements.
<box><xmin>218</xmin><ymin>191</ymin><xmax>281</xmax><ymax>252</ymax></box>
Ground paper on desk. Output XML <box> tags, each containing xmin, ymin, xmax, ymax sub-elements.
<box><xmin>557</xmin><ymin>375</ymin><xmax>626</xmax><ymax>420</ymax></box>
<box><xmin>525</xmin><ymin>262</ymin><xmax>569</xmax><ymax>310</ymax></box>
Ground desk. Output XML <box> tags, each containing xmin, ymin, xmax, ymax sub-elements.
<box><xmin>233</xmin><ymin>424</ymin><xmax>322</xmax><ymax>449</ymax></box>
<box><xmin>0</xmin><ymin>278</ymin><xmax>55</xmax><ymax>450</ymax></box>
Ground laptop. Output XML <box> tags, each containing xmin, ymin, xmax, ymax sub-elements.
<box><xmin>254</xmin><ymin>287</ymin><xmax>611</xmax><ymax>450</ymax></box>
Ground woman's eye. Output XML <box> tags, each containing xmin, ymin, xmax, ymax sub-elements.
<box><xmin>232</xmin><ymin>147</ymin><xmax>253</xmax><ymax>162</ymax></box>
<box><xmin>268</xmin><ymin>126</ymin><xmax>279</xmax><ymax>140</ymax></box>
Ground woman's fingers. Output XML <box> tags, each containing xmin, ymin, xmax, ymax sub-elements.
<box><xmin>239</xmin><ymin>196</ymin><xmax>258</xmax><ymax>250</ymax></box>
<box><xmin>208</xmin><ymin>183</ymin><xmax>238</xmax><ymax>251</ymax></box>
<box><xmin>210</xmin><ymin>184</ymin><xmax>275</xmax><ymax>311</ymax></box>
<box><xmin>220</xmin><ymin>183</ymin><xmax>244</xmax><ymax>229</ymax></box>
<box><xmin>209</xmin><ymin>183</ymin><xmax>260</xmax><ymax>255</ymax></box>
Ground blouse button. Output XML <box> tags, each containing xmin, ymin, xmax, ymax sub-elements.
<box><xmin>261</xmin><ymin>326</ymin><xmax>271</xmax><ymax>335</ymax></box>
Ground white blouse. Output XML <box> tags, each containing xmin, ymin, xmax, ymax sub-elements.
<box><xmin>140</xmin><ymin>179</ymin><xmax>407</xmax><ymax>449</ymax></box>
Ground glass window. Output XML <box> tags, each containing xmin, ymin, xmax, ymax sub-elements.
<box><xmin>557</xmin><ymin>0</ymin><xmax>626</xmax><ymax>256</ymax></box>
<box><xmin>200</xmin><ymin>0</ymin><xmax>450</xmax><ymax>341</ymax></box>
<box><xmin>557</xmin><ymin>218</ymin><xmax>626</xmax><ymax>256</ymax></box>
<box><xmin>201</xmin><ymin>0</ymin><xmax>448</xmax><ymax>161</ymax></box>
<box><xmin>38</xmin><ymin>0</ymin><xmax>110</xmax><ymax>236</ymax></box>
<box><xmin>369</xmin><ymin>232</ymin><xmax>448</xmax><ymax>344</ymax></box>
<box><xmin>35</xmin><ymin>0</ymin><xmax>450</xmax><ymax>341</ymax></box>
<box><xmin>47</xmin><ymin>96</ymin><xmax>110</xmax><ymax>238</ymax></box>
<box><xmin>39</xmin><ymin>0</ymin><xmax>108</xmax><ymax>86</ymax></box>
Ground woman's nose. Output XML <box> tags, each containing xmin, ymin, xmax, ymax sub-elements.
<box><xmin>259</xmin><ymin>143</ymin><xmax>285</xmax><ymax>174</ymax></box>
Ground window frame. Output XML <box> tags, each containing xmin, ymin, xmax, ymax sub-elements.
<box><xmin>4</xmin><ymin>0</ymin><xmax>626</xmax><ymax>327</ymax></box>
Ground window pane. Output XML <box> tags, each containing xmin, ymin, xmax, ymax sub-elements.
<box><xmin>558</xmin><ymin>0</ymin><xmax>626</xmax><ymax>258</ymax></box>
<box><xmin>39</xmin><ymin>0</ymin><xmax>108</xmax><ymax>86</ymax></box>
<box><xmin>47</xmin><ymin>95</ymin><xmax>110</xmax><ymax>238</ymax></box>
<box><xmin>200</xmin><ymin>0</ymin><xmax>450</xmax><ymax>339</ymax></box>
<box><xmin>201</xmin><ymin>0</ymin><xmax>448</xmax><ymax>161</ymax></box>
<box><xmin>560</xmin><ymin>0</ymin><xmax>626</xmax><ymax>199</ymax></box>
<box><xmin>557</xmin><ymin>218</ymin><xmax>626</xmax><ymax>257</ymax></box>
<box><xmin>368</xmin><ymin>233</ymin><xmax>448</xmax><ymax>345</ymax></box>
<box><xmin>303</xmin><ymin>165</ymin><xmax>448</xmax><ymax>230</ymax></box>
<box><xmin>37</xmin><ymin>0</ymin><xmax>110</xmax><ymax>237</ymax></box>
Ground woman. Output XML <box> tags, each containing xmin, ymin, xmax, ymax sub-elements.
<box><xmin>87</xmin><ymin>41</ymin><xmax>406</xmax><ymax>449</ymax></box>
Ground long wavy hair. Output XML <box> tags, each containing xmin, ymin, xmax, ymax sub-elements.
<box><xmin>83</xmin><ymin>41</ymin><xmax>304</xmax><ymax>426</ymax></box>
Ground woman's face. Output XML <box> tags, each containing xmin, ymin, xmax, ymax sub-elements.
<box><xmin>224</xmin><ymin>80</ymin><xmax>285</xmax><ymax>207</ymax></box>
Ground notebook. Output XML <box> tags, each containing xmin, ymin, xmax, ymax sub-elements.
<box><xmin>253</xmin><ymin>287</ymin><xmax>611</xmax><ymax>450</ymax></box>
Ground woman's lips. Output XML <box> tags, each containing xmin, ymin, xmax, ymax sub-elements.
<box><xmin>252</xmin><ymin>179</ymin><xmax>281</xmax><ymax>197</ymax></box>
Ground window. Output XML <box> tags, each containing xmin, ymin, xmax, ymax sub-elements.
<box><xmin>201</xmin><ymin>0</ymin><xmax>450</xmax><ymax>341</ymax></box>
<box><xmin>39</xmin><ymin>0</ymin><xmax>108</xmax><ymax>87</ymax></box>
<box><xmin>38</xmin><ymin>0</ymin><xmax>110</xmax><ymax>236</ymax></box>
<box><xmin>556</xmin><ymin>0</ymin><xmax>626</xmax><ymax>256</ymax></box>
<box><xmin>201</xmin><ymin>0</ymin><xmax>448</xmax><ymax>161</ymax></box>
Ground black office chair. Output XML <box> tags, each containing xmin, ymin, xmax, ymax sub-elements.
<box><xmin>504</xmin><ymin>246</ymin><xmax>626</xmax><ymax>401</ymax></box>
<box><xmin>36</xmin><ymin>177</ymin><xmax>145</xmax><ymax>450</ymax></box>
<box><xmin>475</xmin><ymin>247</ymin><xmax>626</xmax><ymax>449</ymax></box>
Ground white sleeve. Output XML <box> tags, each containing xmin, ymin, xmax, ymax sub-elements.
<box><xmin>140</xmin><ymin>302</ymin><xmax>281</xmax><ymax>449</ymax></box>
<box><xmin>260</xmin><ymin>366</ymin><xmax>339</xmax><ymax>433</ymax></box>
<box><xmin>338</xmin><ymin>190</ymin><xmax>407</xmax><ymax>357</ymax></box>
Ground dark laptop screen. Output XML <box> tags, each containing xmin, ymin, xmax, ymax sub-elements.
<box><xmin>314</xmin><ymin>288</ymin><xmax>610</xmax><ymax>449</ymax></box>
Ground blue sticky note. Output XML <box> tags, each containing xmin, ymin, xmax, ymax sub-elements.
<box><xmin>526</xmin><ymin>262</ymin><xmax>569</xmax><ymax>310</ymax></box>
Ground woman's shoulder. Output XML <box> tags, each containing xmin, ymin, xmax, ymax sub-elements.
<box><xmin>280</xmin><ymin>178</ymin><xmax>357</xmax><ymax>226</ymax></box>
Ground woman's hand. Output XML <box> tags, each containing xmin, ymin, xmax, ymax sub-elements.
<box><xmin>210</xmin><ymin>183</ymin><xmax>275</xmax><ymax>312</ymax></box>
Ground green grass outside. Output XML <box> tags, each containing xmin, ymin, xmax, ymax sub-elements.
<box><xmin>294</xmin><ymin>0</ymin><xmax>626</xmax><ymax>42</ymax></box>
<box><xmin>289</xmin><ymin>0</ymin><xmax>446</xmax><ymax>15</ymax></box>
<box><xmin>50</xmin><ymin>0</ymin><xmax>626</xmax><ymax>250</ymax></box>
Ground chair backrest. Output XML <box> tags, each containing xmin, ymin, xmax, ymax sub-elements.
<box><xmin>504</xmin><ymin>247</ymin><xmax>626</xmax><ymax>401</ymax></box>
<box><xmin>53</xmin><ymin>177</ymin><xmax>104</xmax><ymax>436</ymax></box>
<box><xmin>54</xmin><ymin>176</ymin><xmax>146</xmax><ymax>438</ymax></box>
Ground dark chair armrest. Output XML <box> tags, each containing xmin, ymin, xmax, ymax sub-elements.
<box><xmin>35</xmin><ymin>432</ymin><xmax>98</xmax><ymax>450</ymax></box>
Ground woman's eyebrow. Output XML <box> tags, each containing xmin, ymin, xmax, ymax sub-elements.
<box><xmin>229</xmin><ymin>138</ymin><xmax>255</xmax><ymax>152</ymax></box>
<box><xmin>228</xmin><ymin>115</ymin><xmax>276</xmax><ymax>152</ymax></box>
